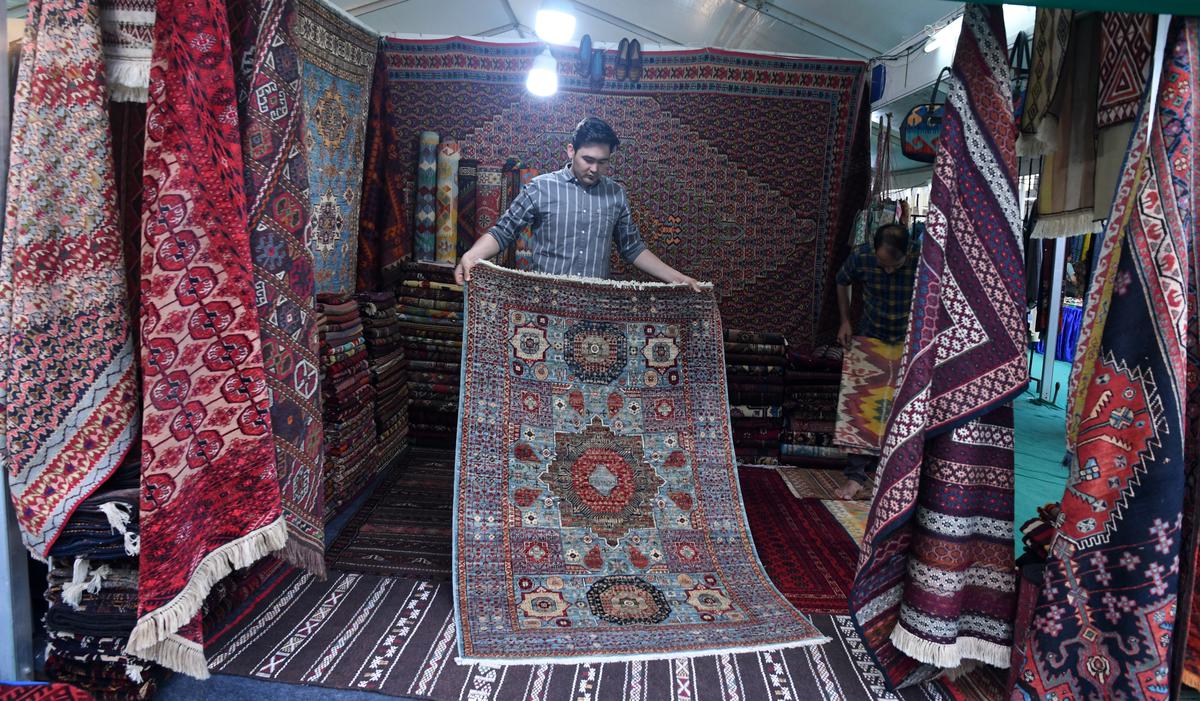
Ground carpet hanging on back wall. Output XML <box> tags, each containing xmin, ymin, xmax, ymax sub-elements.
<box><xmin>360</xmin><ymin>38</ymin><xmax>869</xmax><ymax>348</ymax></box>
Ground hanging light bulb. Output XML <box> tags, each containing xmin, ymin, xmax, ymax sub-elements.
<box><xmin>526</xmin><ymin>48</ymin><xmax>558</xmax><ymax>97</ymax></box>
<box><xmin>923</xmin><ymin>16</ymin><xmax>962</xmax><ymax>53</ymax></box>
<box><xmin>534</xmin><ymin>1</ymin><xmax>576</xmax><ymax>45</ymax></box>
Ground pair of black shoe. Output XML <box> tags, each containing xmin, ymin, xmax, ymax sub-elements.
<box><xmin>577</xmin><ymin>34</ymin><xmax>642</xmax><ymax>88</ymax></box>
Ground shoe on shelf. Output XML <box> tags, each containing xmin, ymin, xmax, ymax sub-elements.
<box><xmin>615</xmin><ymin>37</ymin><xmax>630</xmax><ymax>81</ymax></box>
<box><xmin>628</xmin><ymin>38</ymin><xmax>643</xmax><ymax>82</ymax></box>
<box><xmin>589</xmin><ymin>49</ymin><xmax>605</xmax><ymax>90</ymax></box>
<box><xmin>578</xmin><ymin>34</ymin><xmax>593</xmax><ymax>77</ymax></box>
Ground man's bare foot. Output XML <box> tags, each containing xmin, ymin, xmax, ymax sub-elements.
<box><xmin>834</xmin><ymin>479</ymin><xmax>864</xmax><ymax>500</ymax></box>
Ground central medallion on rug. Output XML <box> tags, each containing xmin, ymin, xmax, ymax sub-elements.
<box><xmin>454</xmin><ymin>262</ymin><xmax>826</xmax><ymax>665</ymax></box>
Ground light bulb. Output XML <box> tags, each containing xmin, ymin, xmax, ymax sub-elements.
<box><xmin>534</xmin><ymin>6</ymin><xmax>576</xmax><ymax>45</ymax></box>
<box><xmin>526</xmin><ymin>49</ymin><xmax>558</xmax><ymax>97</ymax></box>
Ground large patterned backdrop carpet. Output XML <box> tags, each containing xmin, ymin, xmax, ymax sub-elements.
<box><xmin>1013</xmin><ymin>18</ymin><xmax>1200</xmax><ymax>701</ymax></box>
<box><xmin>297</xmin><ymin>0</ymin><xmax>378</xmax><ymax>296</ymax></box>
<box><xmin>230</xmin><ymin>0</ymin><xmax>327</xmax><ymax>576</ymax></box>
<box><xmin>850</xmin><ymin>5</ymin><xmax>1027</xmax><ymax>689</ymax></box>
<box><xmin>128</xmin><ymin>0</ymin><xmax>288</xmax><ymax>675</ymax></box>
<box><xmin>455</xmin><ymin>262</ymin><xmax>825</xmax><ymax>664</ymax></box>
<box><xmin>359</xmin><ymin>38</ymin><xmax>870</xmax><ymax>347</ymax></box>
<box><xmin>1</xmin><ymin>0</ymin><xmax>139</xmax><ymax>559</ymax></box>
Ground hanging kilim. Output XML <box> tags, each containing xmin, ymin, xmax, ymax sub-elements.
<box><xmin>454</xmin><ymin>261</ymin><xmax>827</xmax><ymax>664</ymax></box>
<box><xmin>297</xmin><ymin>0</ymin><xmax>377</xmax><ymax>296</ymax></box>
<box><xmin>128</xmin><ymin>0</ymin><xmax>288</xmax><ymax>676</ymax></box>
<box><xmin>1019</xmin><ymin>7</ymin><xmax>1074</xmax><ymax>155</ymax></box>
<box><xmin>98</xmin><ymin>0</ymin><xmax>155</xmax><ymax>102</ymax></box>
<box><xmin>833</xmin><ymin>336</ymin><xmax>903</xmax><ymax>456</ymax></box>
<box><xmin>230</xmin><ymin>0</ymin><xmax>327</xmax><ymax>576</ymax></box>
<box><xmin>366</xmin><ymin>38</ymin><xmax>867</xmax><ymax>348</ymax></box>
<box><xmin>456</xmin><ymin>159</ymin><xmax>478</xmax><ymax>258</ymax></box>
<box><xmin>475</xmin><ymin>162</ymin><xmax>503</xmax><ymax>241</ymax></box>
<box><xmin>849</xmin><ymin>5</ymin><xmax>1026</xmax><ymax>688</ymax></box>
<box><xmin>0</xmin><ymin>0</ymin><xmax>139</xmax><ymax>558</ymax></box>
<box><xmin>357</xmin><ymin>50</ymin><xmax>407</xmax><ymax>290</ymax></box>
<box><xmin>414</xmin><ymin>131</ymin><xmax>439</xmax><ymax>262</ymax></box>
<box><xmin>1097</xmin><ymin>13</ymin><xmax>1154</xmax><ymax>129</ymax></box>
<box><xmin>435</xmin><ymin>140</ymin><xmax>461</xmax><ymax>264</ymax></box>
<box><xmin>1013</xmin><ymin>18</ymin><xmax>1199</xmax><ymax>701</ymax></box>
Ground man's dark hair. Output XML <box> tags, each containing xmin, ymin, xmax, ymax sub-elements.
<box><xmin>572</xmin><ymin>117</ymin><xmax>620</xmax><ymax>152</ymax></box>
<box><xmin>873</xmin><ymin>223</ymin><xmax>909</xmax><ymax>254</ymax></box>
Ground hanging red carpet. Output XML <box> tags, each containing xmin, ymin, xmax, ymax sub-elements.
<box><xmin>454</xmin><ymin>262</ymin><xmax>826</xmax><ymax>664</ymax></box>
<box><xmin>0</xmin><ymin>0</ymin><xmax>139</xmax><ymax>558</ymax></box>
<box><xmin>362</xmin><ymin>37</ymin><xmax>867</xmax><ymax>347</ymax></box>
<box><xmin>1013</xmin><ymin>18</ymin><xmax>1199</xmax><ymax>701</ymax></box>
<box><xmin>849</xmin><ymin>4</ymin><xmax>1026</xmax><ymax>688</ymax></box>
<box><xmin>128</xmin><ymin>0</ymin><xmax>287</xmax><ymax>676</ymax></box>
<box><xmin>231</xmin><ymin>0</ymin><xmax>327</xmax><ymax>576</ymax></box>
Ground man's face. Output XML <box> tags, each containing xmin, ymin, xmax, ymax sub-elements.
<box><xmin>567</xmin><ymin>143</ymin><xmax>612</xmax><ymax>187</ymax></box>
<box><xmin>874</xmin><ymin>245</ymin><xmax>906</xmax><ymax>274</ymax></box>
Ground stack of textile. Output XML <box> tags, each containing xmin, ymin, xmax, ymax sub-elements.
<box><xmin>357</xmin><ymin>291</ymin><xmax>410</xmax><ymax>464</ymax></box>
<box><xmin>318</xmin><ymin>294</ymin><xmax>378</xmax><ymax>516</ymax></box>
<box><xmin>724</xmin><ymin>329</ymin><xmax>787</xmax><ymax>463</ymax></box>
<box><xmin>395</xmin><ymin>262</ymin><xmax>463</xmax><ymax>449</ymax></box>
<box><xmin>43</xmin><ymin>457</ymin><xmax>163</xmax><ymax>699</ymax></box>
<box><xmin>780</xmin><ymin>346</ymin><xmax>847</xmax><ymax>468</ymax></box>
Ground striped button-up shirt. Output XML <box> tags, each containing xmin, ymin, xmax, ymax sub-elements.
<box><xmin>485</xmin><ymin>165</ymin><xmax>647</xmax><ymax>278</ymax></box>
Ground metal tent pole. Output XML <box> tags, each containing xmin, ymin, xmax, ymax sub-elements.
<box><xmin>1038</xmin><ymin>237</ymin><xmax>1066</xmax><ymax>405</ymax></box>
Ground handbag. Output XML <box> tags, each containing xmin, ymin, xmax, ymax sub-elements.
<box><xmin>900</xmin><ymin>67</ymin><xmax>951</xmax><ymax>163</ymax></box>
<box><xmin>1010</xmin><ymin>31</ymin><xmax>1031</xmax><ymax>121</ymax></box>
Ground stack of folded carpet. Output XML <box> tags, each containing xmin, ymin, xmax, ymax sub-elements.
<box><xmin>724</xmin><ymin>329</ymin><xmax>787</xmax><ymax>464</ymax></box>
<box><xmin>358</xmin><ymin>291</ymin><xmax>410</xmax><ymax>465</ymax></box>
<box><xmin>43</xmin><ymin>455</ymin><xmax>164</xmax><ymax>699</ymax></box>
<box><xmin>318</xmin><ymin>294</ymin><xmax>378</xmax><ymax>516</ymax></box>
<box><xmin>395</xmin><ymin>262</ymin><xmax>463</xmax><ymax>449</ymax></box>
<box><xmin>779</xmin><ymin>345</ymin><xmax>847</xmax><ymax>468</ymax></box>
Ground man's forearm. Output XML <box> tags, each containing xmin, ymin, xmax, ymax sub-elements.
<box><xmin>632</xmin><ymin>250</ymin><xmax>687</xmax><ymax>284</ymax></box>
<box><xmin>837</xmin><ymin>284</ymin><xmax>852</xmax><ymax>324</ymax></box>
<box><xmin>465</xmin><ymin>233</ymin><xmax>502</xmax><ymax>261</ymax></box>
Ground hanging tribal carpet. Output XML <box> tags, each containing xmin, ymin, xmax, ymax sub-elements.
<box><xmin>1012</xmin><ymin>18</ymin><xmax>1199</xmax><ymax>701</ymax></box>
<box><xmin>849</xmin><ymin>4</ymin><xmax>1027</xmax><ymax>688</ymax></box>
<box><xmin>298</xmin><ymin>0</ymin><xmax>377</xmax><ymax>296</ymax></box>
<box><xmin>231</xmin><ymin>0</ymin><xmax>327</xmax><ymax>576</ymax></box>
<box><xmin>1097</xmin><ymin>13</ymin><xmax>1155</xmax><ymax>129</ymax></box>
<box><xmin>362</xmin><ymin>38</ymin><xmax>867</xmax><ymax>347</ymax></box>
<box><xmin>128</xmin><ymin>0</ymin><xmax>288</xmax><ymax>676</ymax></box>
<box><xmin>1</xmin><ymin>0</ymin><xmax>139</xmax><ymax>558</ymax></box>
<box><xmin>455</xmin><ymin>262</ymin><xmax>824</xmax><ymax>664</ymax></box>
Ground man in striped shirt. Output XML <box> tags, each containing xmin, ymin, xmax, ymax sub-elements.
<box><xmin>454</xmin><ymin>117</ymin><xmax>700</xmax><ymax>289</ymax></box>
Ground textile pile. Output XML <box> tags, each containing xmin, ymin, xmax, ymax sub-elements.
<box><xmin>396</xmin><ymin>262</ymin><xmax>463</xmax><ymax>449</ymax></box>
<box><xmin>318</xmin><ymin>295</ymin><xmax>378</xmax><ymax>515</ymax></box>
<box><xmin>724</xmin><ymin>329</ymin><xmax>787</xmax><ymax>463</ymax></box>
<box><xmin>780</xmin><ymin>346</ymin><xmax>846</xmax><ymax>468</ymax></box>
<box><xmin>357</xmin><ymin>291</ymin><xmax>410</xmax><ymax>465</ymax></box>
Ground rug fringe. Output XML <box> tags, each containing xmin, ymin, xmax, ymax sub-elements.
<box><xmin>474</xmin><ymin>259</ymin><xmax>713</xmax><ymax>291</ymax></box>
<box><xmin>1017</xmin><ymin>115</ymin><xmax>1060</xmax><ymax>157</ymax></box>
<box><xmin>1031</xmin><ymin>209</ymin><xmax>1096</xmax><ymax>239</ymax></box>
<box><xmin>455</xmin><ymin>635</ymin><xmax>831</xmax><ymax>667</ymax></box>
<box><xmin>276</xmin><ymin>534</ymin><xmax>327</xmax><ymax>579</ymax></box>
<box><xmin>125</xmin><ymin>516</ymin><xmax>288</xmax><ymax>677</ymax></box>
<box><xmin>889</xmin><ymin>625</ymin><xmax>1011</xmax><ymax>671</ymax></box>
<box><xmin>104</xmin><ymin>62</ymin><xmax>150</xmax><ymax>103</ymax></box>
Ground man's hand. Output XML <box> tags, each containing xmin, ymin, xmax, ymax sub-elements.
<box><xmin>454</xmin><ymin>252</ymin><xmax>482</xmax><ymax>285</ymax></box>
<box><xmin>673</xmin><ymin>273</ymin><xmax>704</xmax><ymax>293</ymax></box>
<box><xmin>838</xmin><ymin>320</ymin><xmax>854</xmax><ymax>349</ymax></box>
<box><xmin>454</xmin><ymin>234</ymin><xmax>502</xmax><ymax>285</ymax></box>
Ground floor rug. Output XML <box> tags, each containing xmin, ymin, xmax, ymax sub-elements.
<box><xmin>326</xmin><ymin>449</ymin><xmax>454</xmax><ymax>579</ymax></box>
<box><xmin>778</xmin><ymin>468</ymin><xmax>871</xmax><ymax>501</ymax></box>
<box><xmin>455</xmin><ymin>261</ymin><xmax>825</xmax><ymax>665</ymax></box>
<box><xmin>1</xmin><ymin>0</ymin><xmax>139</xmax><ymax>558</ymax></box>
<box><xmin>833</xmin><ymin>336</ymin><xmax>902</xmax><ymax>456</ymax></box>
<box><xmin>822</xmin><ymin>499</ymin><xmax>870</xmax><ymax>544</ymax></box>
<box><xmin>362</xmin><ymin>37</ymin><xmax>868</xmax><ymax>348</ymax></box>
<box><xmin>849</xmin><ymin>5</ymin><xmax>1026</xmax><ymax>688</ymax></box>
<box><xmin>739</xmin><ymin>468</ymin><xmax>857</xmax><ymax>614</ymax></box>
<box><xmin>1014</xmin><ymin>18</ymin><xmax>1199</xmax><ymax>701</ymax></box>
<box><xmin>297</xmin><ymin>0</ymin><xmax>378</xmax><ymax>296</ymax></box>
<box><xmin>205</xmin><ymin>568</ymin><xmax>996</xmax><ymax>701</ymax></box>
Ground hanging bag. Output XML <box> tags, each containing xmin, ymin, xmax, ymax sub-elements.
<box><xmin>900</xmin><ymin>67</ymin><xmax>951</xmax><ymax>163</ymax></box>
<box><xmin>1010</xmin><ymin>31</ymin><xmax>1032</xmax><ymax>121</ymax></box>
<box><xmin>851</xmin><ymin>115</ymin><xmax>900</xmax><ymax>246</ymax></box>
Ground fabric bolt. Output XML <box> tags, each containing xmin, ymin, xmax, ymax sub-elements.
<box><xmin>1033</xmin><ymin>14</ymin><xmax>1101</xmax><ymax>239</ymax></box>
<box><xmin>455</xmin><ymin>261</ymin><xmax>823</xmax><ymax>664</ymax></box>
<box><xmin>413</xmin><ymin>131</ymin><xmax>440</xmax><ymax>261</ymax></box>
<box><xmin>1014</xmin><ymin>18</ymin><xmax>1199</xmax><ymax>701</ymax></box>
<box><xmin>1020</xmin><ymin>7</ymin><xmax>1075</xmax><ymax>155</ymax></box>
<box><xmin>833</xmin><ymin>336</ymin><xmax>903</xmax><ymax>456</ymax></box>
<box><xmin>0</xmin><ymin>0</ymin><xmax>140</xmax><ymax>560</ymax></box>
<box><xmin>508</xmin><ymin>167</ymin><xmax>540</xmax><ymax>270</ymax></box>
<box><xmin>232</xmin><ymin>0</ymin><xmax>327</xmax><ymax>577</ymax></box>
<box><xmin>130</xmin><ymin>0</ymin><xmax>288</xmax><ymax>676</ymax></box>
<box><xmin>474</xmin><ymin>162</ymin><xmax>503</xmax><ymax>251</ymax></box>
<box><xmin>98</xmin><ymin>0</ymin><xmax>155</xmax><ymax>102</ymax></box>
<box><xmin>456</xmin><ymin>159</ymin><xmax>478</xmax><ymax>258</ymax></box>
<box><xmin>297</xmin><ymin>0</ymin><xmax>378</xmax><ymax>295</ymax></box>
<box><xmin>434</xmin><ymin>141</ymin><xmax>461</xmax><ymax>263</ymax></box>
<box><xmin>1097</xmin><ymin>13</ymin><xmax>1155</xmax><ymax>128</ymax></box>
<box><xmin>370</xmin><ymin>37</ymin><xmax>865</xmax><ymax>347</ymax></box>
<box><xmin>850</xmin><ymin>4</ymin><xmax>1026</xmax><ymax>688</ymax></box>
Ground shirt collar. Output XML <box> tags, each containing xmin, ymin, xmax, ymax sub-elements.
<box><xmin>560</xmin><ymin>163</ymin><xmax>604</xmax><ymax>189</ymax></box>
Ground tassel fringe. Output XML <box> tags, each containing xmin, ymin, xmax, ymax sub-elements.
<box><xmin>104</xmin><ymin>61</ymin><xmax>150</xmax><ymax>103</ymax></box>
<box><xmin>889</xmin><ymin>624</ymin><xmax>1011</xmax><ymax>671</ymax></box>
<box><xmin>125</xmin><ymin>516</ymin><xmax>288</xmax><ymax>678</ymax></box>
<box><xmin>62</xmin><ymin>559</ymin><xmax>111</xmax><ymax>610</ymax></box>
<box><xmin>1031</xmin><ymin>209</ymin><xmax>1096</xmax><ymax>239</ymax></box>
<box><xmin>276</xmin><ymin>534</ymin><xmax>327</xmax><ymax>579</ymax></box>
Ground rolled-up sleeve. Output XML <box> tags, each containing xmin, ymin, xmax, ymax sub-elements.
<box><xmin>487</xmin><ymin>184</ymin><xmax>538</xmax><ymax>252</ymax></box>
<box><xmin>613</xmin><ymin>192</ymin><xmax>647</xmax><ymax>263</ymax></box>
